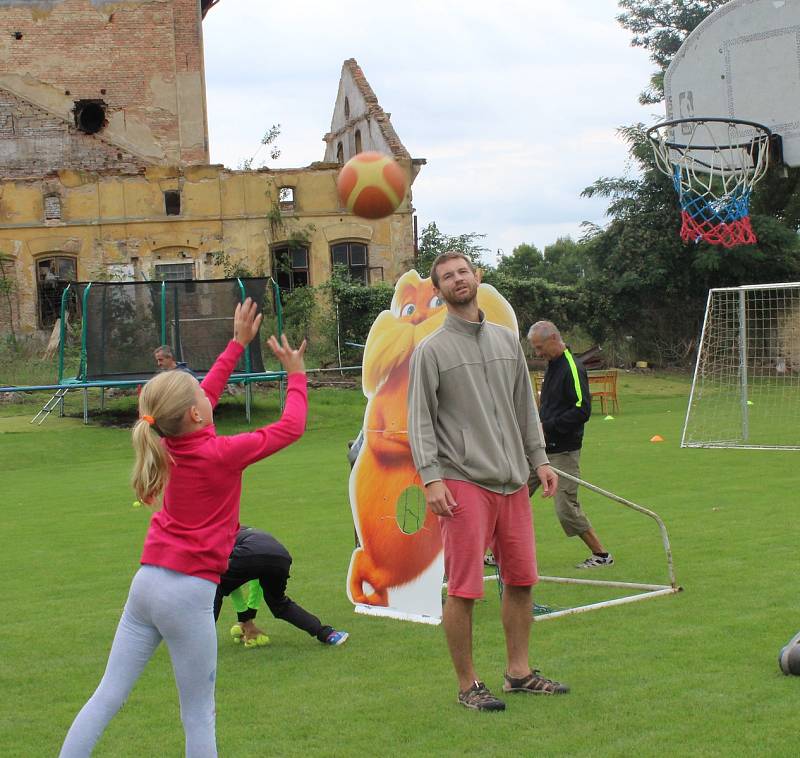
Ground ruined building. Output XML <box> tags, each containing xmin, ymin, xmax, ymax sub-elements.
<box><xmin>0</xmin><ymin>0</ymin><xmax>423</xmax><ymax>334</ymax></box>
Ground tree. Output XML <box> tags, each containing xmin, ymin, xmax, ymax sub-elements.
<box><xmin>496</xmin><ymin>238</ymin><xmax>589</xmax><ymax>286</ymax></box>
<box><xmin>572</xmin><ymin>3</ymin><xmax>800</xmax><ymax>366</ymax></box>
<box><xmin>542</xmin><ymin>237</ymin><xmax>589</xmax><ymax>285</ymax></box>
<box><xmin>496</xmin><ymin>244</ymin><xmax>545</xmax><ymax>279</ymax></box>
<box><xmin>413</xmin><ymin>222</ymin><xmax>489</xmax><ymax>277</ymax></box>
<box><xmin>616</xmin><ymin>0</ymin><xmax>727</xmax><ymax>104</ymax></box>
<box><xmin>239</xmin><ymin>124</ymin><xmax>282</xmax><ymax>170</ymax></box>
<box><xmin>580</xmin><ymin>125</ymin><xmax>800</xmax><ymax>365</ymax></box>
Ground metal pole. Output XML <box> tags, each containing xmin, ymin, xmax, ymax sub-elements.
<box><xmin>79</xmin><ymin>283</ymin><xmax>93</xmax><ymax>381</ymax></box>
<box><xmin>57</xmin><ymin>284</ymin><xmax>71</xmax><ymax>383</ymax></box>
<box><xmin>682</xmin><ymin>288</ymin><xmax>713</xmax><ymax>448</ymax></box>
<box><xmin>533</xmin><ymin>587</ymin><xmax>679</xmax><ymax>622</ymax></box>
<box><xmin>738</xmin><ymin>289</ymin><xmax>749</xmax><ymax>443</ymax></box>
<box><xmin>552</xmin><ymin>467</ymin><xmax>678</xmax><ymax>590</ymax></box>
<box><xmin>335</xmin><ymin>302</ymin><xmax>343</xmax><ymax>375</ymax></box>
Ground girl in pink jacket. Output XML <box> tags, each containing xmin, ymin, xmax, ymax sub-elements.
<box><xmin>60</xmin><ymin>298</ymin><xmax>307</xmax><ymax>758</ymax></box>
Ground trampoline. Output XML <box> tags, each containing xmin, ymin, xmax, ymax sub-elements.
<box><xmin>1</xmin><ymin>277</ymin><xmax>286</xmax><ymax>423</ymax></box>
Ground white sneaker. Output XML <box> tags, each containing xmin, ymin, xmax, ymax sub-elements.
<box><xmin>576</xmin><ymin>554</ymin><xmax>614</xmax><ymax>569</ymax></box>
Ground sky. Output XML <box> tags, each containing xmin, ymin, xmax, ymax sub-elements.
<box><xmin>202</xmin><ymin>0</ymin><xmax>660</xmax><ymax>265</ymax></box>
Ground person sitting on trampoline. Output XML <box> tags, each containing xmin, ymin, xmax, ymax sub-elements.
<box><xmin>215</xmin><ymin>526</ymin><xmax>349</xmax><ymax>647</ymax></box>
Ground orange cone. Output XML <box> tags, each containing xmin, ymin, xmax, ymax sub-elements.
<box><xmin>650</xmin><ymin>435</ymin><xmax>664</xmax><ymax>443</ymax></box>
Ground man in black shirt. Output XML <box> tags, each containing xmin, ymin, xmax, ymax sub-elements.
<box><xmin>527</xmin><ymin>321</ymin><xmax>613</xmax><ymax>569</ymax></box>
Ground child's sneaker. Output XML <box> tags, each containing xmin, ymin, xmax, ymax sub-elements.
<box><xmin>324</xmin><ymin>630</ymin><xmax>349</xmax><ymax>646</ymax></box>
<box><xmin>243</xmin><ymin>632</ymin><xmax>270</xmax><ymax>648</ymax></box>
<box><xmin>575</xmin><ymin>553</ymin><xmax>614</xmax><ymax>569</ymax></box>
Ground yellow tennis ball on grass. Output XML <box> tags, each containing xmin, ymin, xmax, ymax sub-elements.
<box><xmin>336</xmin><ymin>152</ymin><xmax>408</xmax><ymax>219</ymax></box>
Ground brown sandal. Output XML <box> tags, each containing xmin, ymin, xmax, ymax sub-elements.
<box><xmin>503</xmin><ymin>669</ymin><xmax>569</xmax><ymax>694</ymax></box>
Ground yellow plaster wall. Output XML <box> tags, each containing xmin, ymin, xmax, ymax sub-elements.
<box><xmin>0</xmin><ymin>162</ymin><xmax>415</xmax><ymax>333</ymax></box>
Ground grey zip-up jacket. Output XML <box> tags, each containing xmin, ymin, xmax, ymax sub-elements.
<box><xmin>408</xmin><ymin>310</ymin><xmax>549</xmax><ymax>495</ymax></box>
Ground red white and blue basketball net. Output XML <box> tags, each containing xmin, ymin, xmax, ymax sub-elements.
<box><xmin>648</xmin><ymin>119</ymin><xmax>772</xmax><ymax>248</ymax></box>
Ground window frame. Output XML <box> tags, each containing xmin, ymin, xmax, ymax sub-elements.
<box><xmin>154</xmin><ymin>261</ymin><xmax>195</xmax><ymax>281</ymax></box>
<box><xmin>271</xmin><ymin>244</ymin><xmax>310</xmax><ymax>294</ymax></box>
<box><xmin>330</xmin><ymin>241</ymin><xmax>369</xmax><ymax>284</ymax></box>
<box><xmin>35</xmin><ymin>255</ymin><xmax>77</xmax><ymax>329</ymax></box>
<box><xmin>278</xmin><ymin>187</ymin><xmax>295</xmax><ymax>211</ymax></box>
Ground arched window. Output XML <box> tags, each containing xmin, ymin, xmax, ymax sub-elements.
<box><xmin>330</xmin><ymin>241</ymin><xmax>368</xmax><ymax>284</ymax></box>
<box><xmin>36</xmin><ymin>255</ymin><xmax>77</xmax><ymax>328</ymax></box>
<box><xmin>336</xmin><ymin>142</ymin><xmax>344</xmax><ymax>164</ymax></box>
<box><xmin>344</xmin><ymin>97</ymin><xmax>350</xmax><ymax>119</ymax></box>
<box><xmin>354</xmin><ymin>129</ymin><xmax>362</xmax><ymax>154</ymax></box>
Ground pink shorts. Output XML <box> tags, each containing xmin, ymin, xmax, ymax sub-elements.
<box><xmin>440</xmin><ymin>479</ymin><xmax>537</xmax><ymax>598</ymax></box>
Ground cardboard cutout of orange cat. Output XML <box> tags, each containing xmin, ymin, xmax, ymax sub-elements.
<box><xmin>347</xmin><ymin>269</ymin><xmax>518</xmax><ymax>623</ymax></box>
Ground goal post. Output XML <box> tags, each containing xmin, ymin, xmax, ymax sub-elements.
<box><xmin>682</xmin><ymin>282</ymin><xmax>800</xmax><ymax>449</ymax></box>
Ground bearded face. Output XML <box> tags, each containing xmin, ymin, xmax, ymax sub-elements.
<box><xmin>433</xmin><ymin>256</ymin><xmax>480</xmax><ymax>307</ymax></box>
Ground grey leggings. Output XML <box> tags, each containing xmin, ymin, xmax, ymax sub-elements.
<box><xmin>59</xmin><ymin>565</ymin><xmax>218</xmax><ymax>758</ymax></box>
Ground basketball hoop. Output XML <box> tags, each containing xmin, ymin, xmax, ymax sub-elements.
<box><xmin>646</xmin><ymin>118</ymin><xmax>775</xmax><ymax>248</ymax></box>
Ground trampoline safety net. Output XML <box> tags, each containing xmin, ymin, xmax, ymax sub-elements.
<box><xmin>79</xmin><ymin>278</ymin><xmax>268</xmax><ymax>380</ymax></box>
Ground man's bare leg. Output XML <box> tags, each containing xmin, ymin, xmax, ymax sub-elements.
<box><xmin>443</xmin><ymin>595</ymin><xmax>478</xmax><ymax>691</ymax></box>
<box><xmin>502</xmin><ymin>584</ymin><xmax>532</xmax><ymax>678</ymax></box>
<box><xmin>579</xmin><ymin>528</ymin><xmax>606</xmax><ymax>555</ymax></box>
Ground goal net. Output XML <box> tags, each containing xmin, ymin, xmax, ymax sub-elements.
<box><xmin>682</xmin><ymin>283</ymin><xmax>800</xmax><ymax>449</ymax></box>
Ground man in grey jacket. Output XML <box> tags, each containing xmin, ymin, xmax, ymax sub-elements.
<box><xmin>408</xmin><ymin>251</ymin><xmax>568</xmax><ymax>712</ymax></box>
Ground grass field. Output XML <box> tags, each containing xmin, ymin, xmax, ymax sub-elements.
<box><xmin>1</xmin><ymin>372</ymin><xmax>798</xmax><ymax>757</ymax></box>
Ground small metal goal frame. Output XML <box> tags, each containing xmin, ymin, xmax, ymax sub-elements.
<box><xmin>527</xmin><ymin>467</ymin><xmax>681</xmax><ymax>621</ymax></box>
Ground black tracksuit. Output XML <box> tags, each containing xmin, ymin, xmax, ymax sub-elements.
<box><xmin>538</xmin><ymin>349</ymin><xmax>591</xmax><ymax>453</ymax></box>
<box><xmin>214</xmin><ymin>526</ymin><xmax>332</xmax><ymax>642</ymax></box>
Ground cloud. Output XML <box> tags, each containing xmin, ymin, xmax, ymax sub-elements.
<box><xmin>202</xmin><ymin>0</ymin><xmax>657</xmax><ymax>253</ymax></box>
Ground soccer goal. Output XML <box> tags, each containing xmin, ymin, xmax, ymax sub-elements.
<box><xmin>682</xmin><ymin>282</ymin><xmax>800</xmax><ymax>449</ymax></box>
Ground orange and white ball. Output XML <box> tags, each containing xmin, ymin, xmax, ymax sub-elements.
<box><xmin>336</xmin><ymin>152</ymin><xmax>408</xmax><ymax>219</ymax></box>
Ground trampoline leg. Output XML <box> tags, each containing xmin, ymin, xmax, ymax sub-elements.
<box><xmin>245</xmin><ymin>383</ymin><xmax>252</xmax><ymax>423</ymax></box>
<box><xmin>82</xmin><ymin>387</ymin><xmax>89</xmax><ymax>425</ymax></box>
<box><xmin>100</xmin><ymin>387</ymin><xmax>106</xmax><ymax>411</ymax></box>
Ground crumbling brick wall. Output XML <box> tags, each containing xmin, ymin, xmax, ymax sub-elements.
<box><xmin>0</xmin><ymin>88</ymin><xmax>146</xmax><ymax>177</ymax></box>
<box><xmin>0</xmin><ymin>0</ymin><xmax>208</xmax><ymax>172</ymax></box>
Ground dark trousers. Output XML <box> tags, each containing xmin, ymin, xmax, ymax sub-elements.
<box><xmin>213</xmin><ymin>556</ymin><xmax>330</xmax><ymax>641</ymax></box>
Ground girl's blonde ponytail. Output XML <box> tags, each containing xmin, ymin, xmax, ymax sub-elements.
<box><xmin>130</xmin><ymin>370</ymin><xmax>197</xmax><ymax>504</ymax></box>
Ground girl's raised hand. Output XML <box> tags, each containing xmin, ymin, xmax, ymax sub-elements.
<box><xmin>234</xmin><ymin>298</ymin><xmax>263</xmax><ymax>347</ymax></box>
<box><xmin>267</xmin><ymin>334</ymin><xmax>307</xmax><ymax>374</ymax></box>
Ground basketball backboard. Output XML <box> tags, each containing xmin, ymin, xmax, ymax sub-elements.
<box><xmin>664</xmin><ymin>0</ymin><xmax>800</xmax><ymax>166</ymax></box>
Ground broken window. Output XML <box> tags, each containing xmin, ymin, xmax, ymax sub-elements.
<box><xmin>36</xmin><ymin>256</ymin><xmax>77</xmax><ymax>329</ymax></box>
<box><xmin>164</xmin><ymin>190</ymin><xmax>181</xmax><ymax>216</ymax></box>
<box><xmin>154</xmin><ymin>262</ymin><xmax>194</xmax><ymax>281</ymax></box>
<box><xmin>331</xmin><ymin>242</ymin><xmax>368</xmax><ymax>284</ymax></box>
<box><xmin>344</xmin><ymin>97</ymin><xmax>350</xmax><ymax>119</ymax></box>
<box><xmin>354</xmin><ymin>129</ymin><xmax>362</xmax><ymax>154</ymax></box>
<box><xmin>74</xmin><ymin>100</ymin><xmax>106</xmax><ymax>134</ymax></box>
<box><xmin>272</xmin><ymin>245</ymin><xmax>309</xmax><ymax>295</ymax></box>
<box><xmin>278</xmin><ymin>187</ymin><xmax>295</xmax><ymax>211</ymax></box>
<box><xmin>336</xmin><ymin>142</ymin><xmax>344</xmax><ymax>164</ymax></box>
